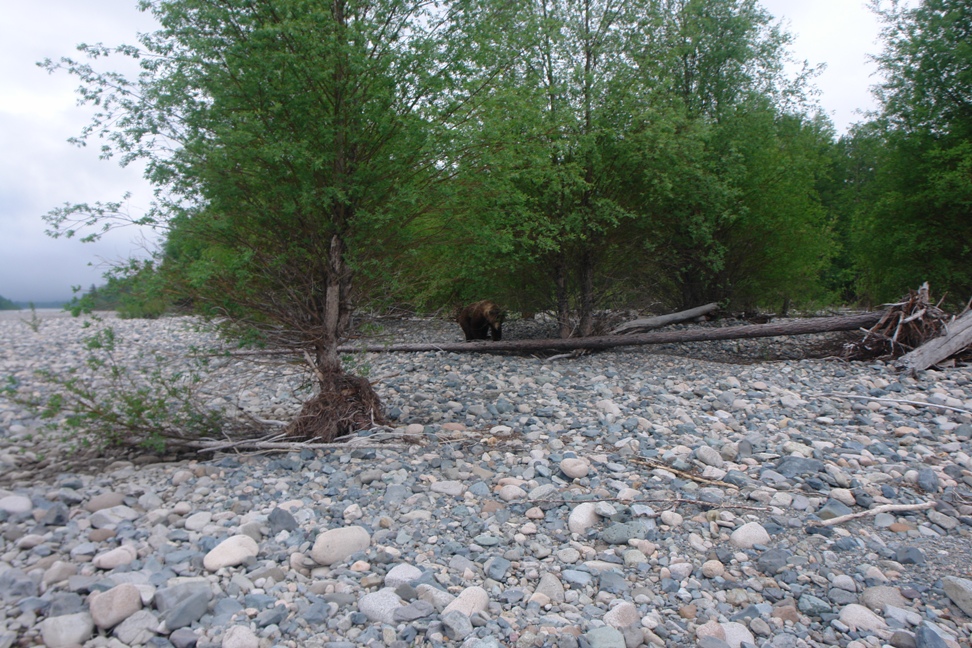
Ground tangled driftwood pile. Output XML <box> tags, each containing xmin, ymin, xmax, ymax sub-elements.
<box><xmin>845</xmin><ymin>283</ymin><xmax>972</xmax><ymax>371</ymax></box>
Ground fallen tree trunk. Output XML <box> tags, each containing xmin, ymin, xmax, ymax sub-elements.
<box><xmin>337</xmin><ymin>311</ymin><xmax>884</xmax><ymax>354</ymax></box>
<box><xmin>897</xmin><ymin>309</ymin><xmax>972</xmax><ymax>372</ymax></box>
<box><xmin>611</xmin><ymin>302</ymin><xmax>720</xmax><ymax>335</ymax></box>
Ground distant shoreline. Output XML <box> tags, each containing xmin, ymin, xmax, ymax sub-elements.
<box><xmin>0</xmin><ymin>309</ymin><xmax>117</xmax><ymax>321</ymax></box>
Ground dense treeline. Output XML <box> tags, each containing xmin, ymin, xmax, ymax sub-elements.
<box><xmin>52</xmin><ymin>0</ymin><xmax>970</xmax><ymax>326</ymax></box>
<box><xmin>67</xmin><ymin>261</ymin><xmax>169</xmax><ymax>318</ymax></box>
<box><xmin>835</xmin><ymin>0</ymin><xmax>972</xmax><ymax>306</ymax></box>
<box><xmin>42</xmin><ymin>0</ymin><xmax>971</xmax><ymax>433</ymax></box>
<box><xmin>407</xmin><ymin>0</ymin><xmax>835</xmax><ymax>332</ymax></box>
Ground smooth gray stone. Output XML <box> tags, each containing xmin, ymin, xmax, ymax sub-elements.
<box><xmin>112</xmin><ymin>610</ymin><xmax>159</xmax><ymax>645</ymax></box>
<box><xmin>764</xmin><ymin>634</ymin><xmax>801</xmax><ymax>648</ymax></box>
<box><xmin>890</xmin><ymin>630</ymin><xmax>918</xmax><ymax>648</ymax></box>
<box><xmin>827</xmin><ymin>588</ymin><xmax>858</xmax><ymax>606</ymax></box>
<box><xmin>157</xmin><ymin>587</ymin><xmax>211</xmax><ymax>630</ymax></box>
<box><xmin>562</xmin><ymin>569</ymin><xmax>593</xmax><ymax>588</ymax></box>
<box><xmin>383</xmin><ymin>484</ymin><xmax>411</xmax><ymax>505</ymax></box>
<box><xmin>255</xmin><ymin>605</ymin><xmax>287</xmax><ymax>627</ymax></box>
<box><xmin>268</xmin><ymin>507</ymin><xmax>298</xmax><ymax>533</ymax></box>
<box><xmin>0</xmin><ymin>568</ymin><xmax>39</xmax><ymax>603</ymax></box>
<box><xmin>49</xmin><ymin>592</ymin><xmax>85</xmax><ymax>617</ymax></box>
<box><xmin>816</xmin><ymin>499</ymin><xmax>854</xmax><ymax>520</ymax></box>
<box><xmin>599</xmin><ymin>521</ymin><xmax>647</xmax><ymax>544</ymax></box>
<box><xmin>358</xmin><ymin>588</ymin><xmax>402</xmax><ymax>624</ymax></box>
<box><xmin>916</xmin><ymin>468</ymin><xmax>940</xmax><ymax>493</ymax></box>
<box><xmin>464</xmin><ymin>639</ymin><xmax>502</xmax><ymax>648</ymax></box>
<box><xmin>874</xmin><ymin>512</ymin><xmax>896</xmax><ymax>527</ymax></box>
<box><xmin>485</xmin><ymin>556</ymin><xmax>511</xmax><ymax>580</ymax></box>
<box><xmin>169</xmin><ymin>628</ymin><xmax>199</xmax><ymax>648</ymax></box>
<box><xmin>584</xmin><ymin>626</ymin><xmax>626</xmax><ymax>648</ymax></box>
<box><xmin>154</xmin><ymin>581</ymin><xmax>212</xmax><ymax>613</ymax></box>
<box><xmin>392</xmin><ymin>600</ymin><xmax>434</xmax><ymax>622</ymax></box>
<box><xmin>895</xmin><ymin>546</ymin><xmax>925</xmax><ymax>565</ymax></box>
<box><xmin>914</xmin><ymin>624</ymin><xmax>949</xmax><ymax>648</ymax></box>
<box><xmin>797</xmin><ymin>593</ymin><xmax>831</xmax><ymax>615</ymax></box>
<box><xmin>942</xmin><ymin>576</ymin><xmax>972</xmax><ymax>616</ymax></box>
<box><xmin>698</xmin><ymin>638</ymin><xmax>732</xmax><ymax>648</ymax></box>
<box><xmin>441</xmin><ymin>610</ymin><xmax>473</xmax><ymax>641</ymax></box>
<box><xmin>757</xmin><ymin>549</ymin><xmax>792</xmax><ymax>574</ymax></box>
<box><xmin>301</xmin><ymin>601</ymin><xmax>331</xmax><ymax>625</ymax></box>
<box><xmin>598</xmin><ymin>570</ymin><xmax>629</xmax><ymax>594</ymax></box>
<box><xmin>774</xmin><ymin>456</ymin><xmax>824</xmax><ymax>478</ymax></box>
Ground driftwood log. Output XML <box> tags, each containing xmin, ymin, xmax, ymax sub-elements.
<box><xmin>843</xmin><ymin>283</ymin><xmax>972</xmax><ymax>369</ymax></box>
<box><xmin>844</xmin><ymin>282</ymin><xmax>948</xmax><ymax>359</ymax></box>
<box><xmin>337</xmin><ymin>312</ymin><xmax>884</xmax><ymax>354</ymax></box>
<box><xmin>898</xmin><ymin>309</ymin><xmax>972</xmax><ymax>372</ymax></box>
<box><xmin>610</xmin><ymin>302</ymin><xmax>720</xmax><ymax>335</ymax></box>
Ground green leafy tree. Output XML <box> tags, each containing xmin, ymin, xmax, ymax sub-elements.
<box><xmin>849</xmin><ymin>0</ymin><xmax>972</xmax><ymax>303</ymax></box>
<box><xmin>0</xmin><ymin>295</ymin><xmax>17</xmax><ymax>311</ymax></box>
<box><xmin>42</xmin><ymin>0</ymin><xmax>516</xmax><ymax>440</ymax></box>
<box><xmin>416</xmin><ymin>0</ymin><xmax>829</xmax><ymax>330</ymax></box>
<box><xmin>441</xmin><ymin>0</ymin><xmax>638</xmax><ymax>337</ymax></box>
<box><xmin>628</xmin><ymin>0</ymin><xmax>832</xmax><ymax>310</ymax></box>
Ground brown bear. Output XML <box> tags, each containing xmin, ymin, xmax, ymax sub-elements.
<box><xmin>457</xmin><ymin>300</ymin><xmax>504</xmax><ymax>341</ymax></box>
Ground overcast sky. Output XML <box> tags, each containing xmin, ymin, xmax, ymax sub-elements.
<box><xmin>1</xmin><ymin>0</ymin><xmax>888</xmax><ymax>303</ymax></box>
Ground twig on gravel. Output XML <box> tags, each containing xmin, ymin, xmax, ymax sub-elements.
<box><xmin>823</xmin><ymin>393</ymin><xmax>972</xmax><ymax>415</ymax></box>
<box><xmin>241</xmin><ymin>413</ymin><xmax>289</xmax><ymax>427</ymax></box>
<box><xmin>809</xmin><ymin>501</ymin><xmax>934</xmax><ymax>527</ymax></box>
<box><xmin>192</xmin><ymin>428</ymin><xmax>414</xmax><ymax>453</ymax></box>
<box><xmin>629</xmin><ymin>456</ymin><xmax>737</xmax><ymax>488</ymax></box>
<box><xmin>543</xmin><ymin>350</ymin><xmax>590</xmax><ymax>362</ymax></box>
<box><xmin>530</xmin><ymin>496</ymin><xmax>768</xmax><ymax>511</ymax></box>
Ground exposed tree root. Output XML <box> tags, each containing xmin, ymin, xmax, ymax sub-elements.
<box><xmin>285</xmin><ymin>372</ymin><xmax>387</xmax><ymax>442</ymax></box>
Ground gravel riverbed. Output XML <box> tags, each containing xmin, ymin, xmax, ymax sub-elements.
<box><xmin>1</xmin><ymin>311</ymin><xmax>972</xmax><ymax>648</ymax></box>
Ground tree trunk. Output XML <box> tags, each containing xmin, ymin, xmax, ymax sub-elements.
<box><xmin>898</xmin><ymin>309</ymin><xmax>972</xmax><ymax>372</ymax></box>
<box><xmin>554</xmin><ymin>256</ymin><xmax>571</xmax><ymax>338</ymax></box>
<box><xmin>316</xmin><ymin>234</ymin><xmax>346</xmax><ymax>374</ymax></box>
<box><xmin>579</xmin><ymin>248</ymin><xmax>595</xmax><ymax>337</ymax></box>
<box><xmin>337</xmin><ymin>312</ymin><xmax>884</xmax><ymax>354</ymax></box>
<box><xmin>290</xmin><ymin>232</ymin><xmax>387</xmax><ymax>442</ymax></box>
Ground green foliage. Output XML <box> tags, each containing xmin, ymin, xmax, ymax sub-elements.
<box><xmin>68</xmin><ymin>260</ymin><xmax>172</xmax><ymax>319</ymax></box>
<box><xmin>21</xmin><ymin>303</ymin><xmax>43</xmax><ymax>333</ymax></box>
<box><xmin>0</xmin><ymin>295</ymin><xmax>17</xmax><ymax>310</ymax></box>
<box><xmin>46</xmin><ymin>0</ymin><xmax>850</xmax><ymax>344</ymax></box>
<box><xmin>845</xmin><ymin>0</ymin><xmax>972</xmax><ymax>304</ymax></box>
<box><xmin>408</xmin><ymin>0</ymin><xmax>834</xmax><ymax>316</ymax></box>
<box><xmin>14</xmin><ymin>322</ymin><xmax>224</xmax><ymax>453</ymax></box>
<box><xmin>43</xmin><ymin>0</ymin><xmax>521</xmax><ymax>360</ymax></box>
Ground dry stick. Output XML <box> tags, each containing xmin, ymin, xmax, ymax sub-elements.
<box><xmin>811</xmin><ymin>501</ymin><xmax>934</xmax><ymax>527</ymax></box>
<box><xmin>205</xmin><ymin>441</ymin><xmax>414</xmax><ymax>453</ymax></box>
<box><xmin>629</xmin><ymin>456</ymin><xmax>736</xmax><ymax>489</ymax></box>
<box><xmin>194</xmin><ymin>439</ymin><xmax>414</xmax><ymax>453</ymax></box>
<box><xmin>544</xmin><ymin>351</ymin><xmax>582</xmax><ymax>362</ymax></box>
<box><xmin>824</xmin><ymin>393</ymin><xmax>972</xmax><ymax>416</ymax></box>
<box><xmin>191</xmin><ymin>427</ymin><xmax>413</xmax><ymax>453</ymax></box>
<box><xmin>530</xmin><ymin>497</ymin><xmax>767</xmax><ymax>512</ymax></box>
<box><xmin>302</xmin><ymin>350</ymin><xmax>326</xmax><ymax>383</ymax></box>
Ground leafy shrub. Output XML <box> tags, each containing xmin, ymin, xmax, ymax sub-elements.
<box><xmin>15</xmin><ymin>320</ymin><xmax>226</xmax><ymax>453</ymax></box>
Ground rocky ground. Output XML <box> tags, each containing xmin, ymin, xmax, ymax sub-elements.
<box><xmin>1</xmin><ymin>310</ymin><xmax>972</xmax><ymax>648</ymax></box>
